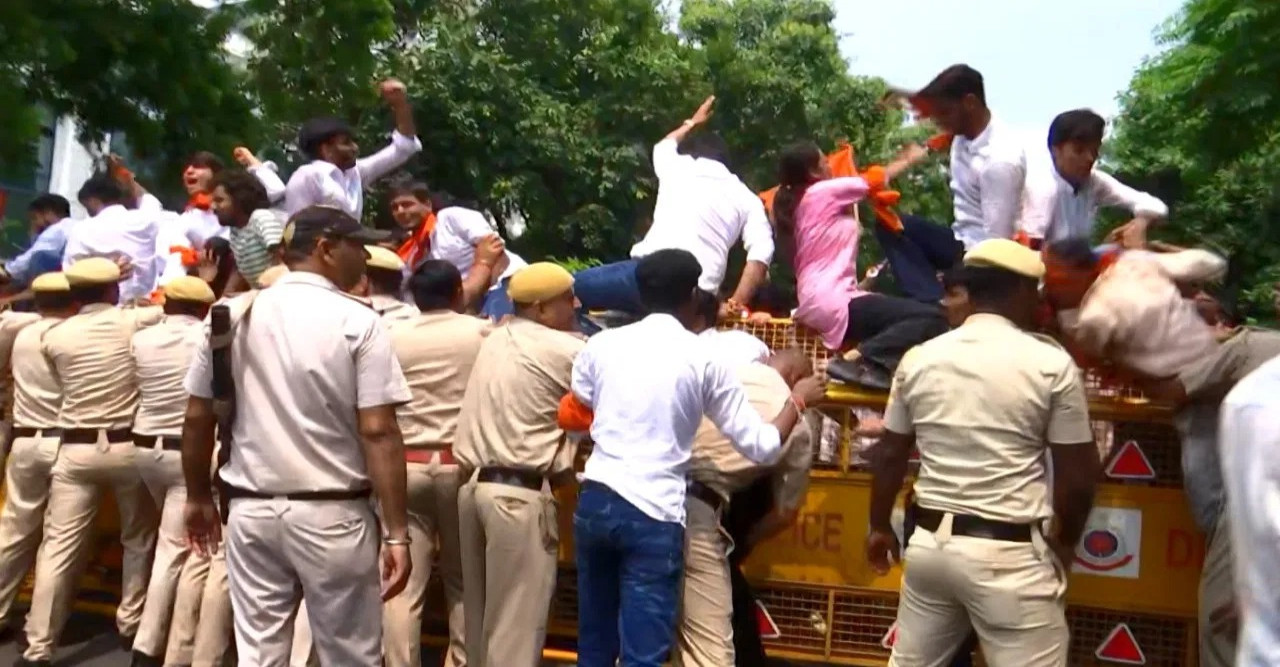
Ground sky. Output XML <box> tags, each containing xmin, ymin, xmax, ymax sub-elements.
<box><xmin>831</xmin><ymin>0</ymin><xmax>1185</xmax><ymax>141</ymax></box>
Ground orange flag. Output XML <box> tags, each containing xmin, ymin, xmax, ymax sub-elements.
<box><xmin>759</xmin><ymin>143</ymin><xmax>904</xmax><ymax>233</ymax></box>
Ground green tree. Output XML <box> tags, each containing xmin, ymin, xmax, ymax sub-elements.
<box><xmin>1110</xmin><ymin>0</ymin><xmax>1280</xmax><ymax>318</ymax></box>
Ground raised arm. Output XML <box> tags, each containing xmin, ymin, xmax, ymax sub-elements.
<box><xmin>356</xmin><ymin>79</ymin><xmax>422</xmax><ymax>185</ymax></box>
<box><xmin>653</xmin><ymin>96</ymin><xmax>715</xmax><ymax>180</ymax></box>
<box><xmin>234</xmin><ymin>147</ymin><xmax>287</xmax><ymax>204</ymax></box>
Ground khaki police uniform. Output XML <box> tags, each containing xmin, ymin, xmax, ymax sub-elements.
<box><xmin>0</xmin><ymin>309</ymin><xmax>40</xmax><ymax>453</ymax></box>
<box><xmin>674</xmin><ymin>362</ymin><xmax>816</xmax><ymax>667</ymax></box>
<box><xmin>130</xmin><ymin>277</ymin><xmax>215</xmax><ymax>662</ymax></box>
<box><xmin>183</xmin><ymin>269</ymin><xmax>411</xmax><ymax>666</ymax></box>
<box><xmin>0</xmin><ymin>273</ymin><xmax>67</xmax><ymax>629</ymax></box>
<box><xmin>883</xmin><ymin>238</ymin><xmax>1094</xmax><ymax>667</ymax></box>
<box><xmin>383</xmin><ymin>309</ymin><xmax>492</xmax><ymax>667</ymax></box>
<box><xmin>455</xmin><ymin>307</ymin><xmax>583</xmax><ymax>665</ymax></box>
<box><xmin>23</xmin><ymin>259</ymin><xmax>164</xmax><ymax>663</ymax></box>
<box><xmin>373</xmin><ymin>294</ymin><xmax>420</xmax><ymax>325</ymax></box>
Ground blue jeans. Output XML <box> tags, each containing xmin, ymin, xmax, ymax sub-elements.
<box><xmin>574</xmin><ymin>481</ymin><xmax>684</xmax><ymax>667</ymax></box>
<box><xmin>873</xmin><ymin>215</ymin><xmax>965</xmax><ymax>303</ymax></box>
<box><xmin>574</xmin><ymin>259</ymin><xmax>644</xmax><ymax>314</ymax></box>
<box><xmin>479</xmin><ymin>277</ymin><xmax>514</xmax><ymax>321</ymax></box>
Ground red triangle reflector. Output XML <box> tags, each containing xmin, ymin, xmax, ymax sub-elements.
<box><xmin>754</xmin><ymin>600</ymin><xmax>781</xmax><ymax>639</ymax></box>
<box><xmin>1106</xmin><ymin>440</ymin><xmax>1156</xmax><ymax>480</ymax></box>
<box><xmin>1095</xmin><ymin>623</ymin><xmax>1146</xmax><ymax>664</ymax></box>
<box><xmin>880</xmin><ymin>621</ymin><xmax>898</xmax><ymax>649</ymax></box>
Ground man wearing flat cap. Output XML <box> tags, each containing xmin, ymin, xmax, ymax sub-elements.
<box><xmin>454</xmin><ymin>262</ymin><xmax>583</xmax><ymax>667</ymax></box>
<box><xmin>365</xmin><ymin>245</ymin><xmax>420</xmax><ymax>325</ymax></box>
<box><xmin>284</xmin><ymin>79</ymin><xmax>421</xmax><ymax>221</ymax></box>
<box><xmin>21</xmin><ymin>257</ymin><xmax>164</xmax><ymax>664</ymax></box>
<box><xmin>866</xmin><ymin>239</ymin><xmax>1100</xmax><ymax>667</ymax></box>
<box><xmin>0</xmin><ymin>272</ymin><xmax>76</xmax><ymax>642</ymax></box>
<box><xmin>127</xmin><ymin>276</ymin><xmax>216</xmax><ymax>666</ymax></box>
<box><xmin>181</xmin><ymin>205</ymin><xmax>411</xmax><ymax>666</ymax></box>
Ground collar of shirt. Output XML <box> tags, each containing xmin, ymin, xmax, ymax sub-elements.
<box><xmin>274</xmin><ymin>270</ymin><xmax>340</xmax><ymax>292</ymax></box>
<box><xmin>961</xmin><ymin>312</ymin><xmax>1020</xmax><ymax>330</ymax></box>
<box><xmin>311</xmin><ymin>159</ymin><xmax>352</xmax><ymax>178</ymax></box>
<box><xmin>163</xmin><ymin>313</ymin><xmax>203</xmax><ymax>326</ymax></box>
<box><xmin>639</xmin><ymin>312</ymin><xmax>689</xmax><ymax>334</ymax></box>
<box><xmin>94</xmin><ymin>204</ymin><xmax>128</xmax><ymax>220</ymax></box>
<box><xmin>78</xmin><ymin>302</ymin><xmax>114</xmax><ymax>316</ymax></box>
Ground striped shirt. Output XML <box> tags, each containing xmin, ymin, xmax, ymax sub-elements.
<box><xmin>230</xmin><ymin>210</ymin><xmax>285</xmax><ymax>286</ymax></box>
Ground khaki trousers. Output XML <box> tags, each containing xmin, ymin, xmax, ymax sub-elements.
<box><xmin>383</xmin><ymin>458</ymin><xmax>466</xmax><ymax>667</ymax></box>
<box><xmin>673</xmin><ymin>495</ymin><xmax>734</xmax><ymax>667</ymax></box>
<box><xmin>225</xmin><ymin>496</ymin><xmax>380</xmax><ymax>666</ymax></box>
<box><xmin>22</xmin><ymin>438</ymin><xmax>158</xmax><ymax>662</ymax></box>
<box><xmin>890</xmin><ymin>516</ymin><xmax>1069</xmax><ymax>667</ymax></box>
<box><xmin>458</xmin><ymin>475</ymin><xmax>558</xmax><ymax>667</ymax></box>
<box><xmin>1199</xmin><ymin>514</ymin><xmax>1236</xmax><ymax>667</ymax></box>
<box><xmin>0</xmin><ymin>433</ymin><xmax>60</xmax><ymax>624</ymax></box>
<box><xmin>134</xmin><ymin>447</ymin><xmax>201</xmax><ymax>659</ymax></box>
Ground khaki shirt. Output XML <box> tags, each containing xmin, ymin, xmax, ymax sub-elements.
<box><xmin>389</xmin><ymin>310</ymin><xmax>492</xmax><ymax>448</ymax></box>
<box><xmin>1180</xmin><ymin>326</ymin><xmax>1280</xmax><ymax>401</ymax></box>
<box><xmin>371</xmin><ymin>294</ymin><xmax>420</xmax><ymax>326</ymax></box>
<box><xmin>43</xmin><ymin>302</ymin><xmax>163</xmax><ymax>429</ymax></box>
<box><xmin>689</xmin><ymin>362</ymin><xmax>815</xmax><ymax>512</ymax></box>
<box><xmin>12</xmin><ymin>318</ymin><xmax>65</xmax><ymax>428</ymax></box>
<box><xmin>455</xmin><ymin>318</ymin><xmax>584</xmax><ymax>473</ymax></box>
<box><xmin>884</xmin><ymin>313</ymin><xmax>1092</xmax><ymax>523</ymax></box>
<box><xmin>0</xmin><ymin>311</ymin><xmax>41</xmax><ymax>421</ymax></box>
<box><xmin>131</xmin><ymin>314</ymin><xmax>204</xmax><ymax>436</ymax></box>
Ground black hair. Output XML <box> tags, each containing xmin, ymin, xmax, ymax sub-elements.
<box><xmin>1047</xmin><ymin>109</ymin><xmax>1105</xmax><ymax>148</ymax></box>
<box><xmin>941</xmin><ymin>266</ymin><xmax>971</xmax><ymax>291</ymax></box>
<box><xmin>77</xmin><ymin>174</ymin><xmax>125</xmax><ymax>206</ymax></box>
<box><xmin>211</xmin><ymin>169</ymin><xmax>271</xmax><ymax>215</ymax></box>
<box><xmin>388</xmin><ymin>178</ymin><xmax>458</xmax><ymax>213</ymax></box>
<box><xmin>746</xmin><ymin>282</ymin><xmax>795</xmax><ymax>317</ymax></box>
<box><xmin>409</xmin><ymin>260</ymin><xmax>462</xmax><ymax>311</ymax></box>
<box><xmin>28</xmin><ymin>193</ymin><xmax>71</xmax><ymax>219</ymax></box>
<box><xmin>964</xmin><ymin>265</ymin><xmax>1035</xmax><ymax>308</ymax></box>
<box><xmin>187</xmin><ymin>151</ymin><xmax>225</xmax><ymax>173</ymax></box>
<box><xmin>692</xmin><ymin>288</ymin><xmax>719</xmax><ymax>330</ymax></box>
<box><xmin>772</xmin><ymin>142</ymin><xmax>825</xmax><ymax>256</ymax></box>
<box><xmin>33</xmin><ymin>291</ymin><xmax>72</xmax><ymax>313</ymax></box>
<box><xmin>367</xmin><ymin>266</ymin><xmax>404</xmax><ymax>296</ymax></box>
<box><xmin>68</xmin><ymin>283</ymin><xmax>115</xmax><ymax>304</ymax></box>
<box><xmin>678</xmin><ymin>132</ymin><xmax>733</xmax><ymax>170</ymax></box>
<box><xmin>1046</xmin><ymin>238</ymin><xmax>1099</xmax><ymax>270</ymax></box>
<box><xmin>635</xmin><ymin>249</ymin><xmax>703</xmax><ymax>315</ymax></box>
<box><xmin>917</xmin><ymin>64</ymin><xmax>986</xmax><ymax>105</ymax></box>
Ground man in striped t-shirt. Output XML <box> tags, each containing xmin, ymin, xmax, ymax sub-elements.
<box><xmin>211</xmin><ymin>169</ymin><xmax>285</xmax><ymax>287</ymax></box>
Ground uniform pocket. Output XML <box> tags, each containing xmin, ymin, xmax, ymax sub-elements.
<box><xmin>540</xmin><ymin>494</ymin><xmax>560</xmax><ymax>552</ymax></box>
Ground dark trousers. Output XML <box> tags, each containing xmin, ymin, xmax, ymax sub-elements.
<box><xmin>902</xmin><ymin>502</ymin><xmax>980</xmax><ymax>665</ymax></box>
<box><xmin>873</xmin><ymin>214</ymin><xmax>964</xmax><ymax>303</ymax></box>
<box><xmin>846</xmin><ymin>294</ymin><xmax>950</xmax><ymax>373</ymax></box>
<box><xmin>723</xmin><ymin>478</ymin><xmax>776</xmax><ymax>666</ymax></box>
<box><xmin>574</xmin><ymin>481</ymin><xmax>684</xmax><ymax>667</ymax></box>
<box><xmin>574</xmin><ymin>259</ymin><xmax>644</xmax><ymax>313</ymax></box>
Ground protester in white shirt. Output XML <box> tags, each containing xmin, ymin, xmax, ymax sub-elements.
<box><xmin>386</xmin><ymin>181</ymin><xmax>525</xmax><ymax>320</ymax></box>
<box><xmin>285</xmin><ymin>79</ymin><xmax>421</xmax><ymax>221</ymax></box>
<box><xmin>574</xmin><ymin>97</ymin><xmax>774</xmax><ymax>326</ymax></box>
<box><xmin>62</xmin><ymin>174</ymin><xmax>162</xmax><ymax>304</ymax></box>
<box><xmin>569</xmin><ymin>248</ymin><xmax>824</xmax><ymax>667</ymax></box>
<box><xmin>1019</xmin><ymin>109</ymin><xmax>1168</xmax><ymax>247</ymax></box>
<box><xmin>0</xmin><ymin>194</ymin><xmax>77</xmax><ymax>290</ymax></box>
<box><xmin>875</xmin><ymin>64</ymin><xmax>1026</xmax><ymax>303</ymax></box>
<box><xmin>1219</xmin><ymin>357</ymin><xmax>1280</xmax><ymax>667</ymax></box>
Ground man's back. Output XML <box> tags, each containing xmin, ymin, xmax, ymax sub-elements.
<box><xmin>63</xmin><ymin>206</ymin><xmax>161</xmax><ymax>302</ymax></box>
<box><xmin>390</xmin><ymin>310</ymin><xmax>491</xmax><ymax>447</ymax></box>
<box><xmin>131</xmin><ymin>315</ymin><xmax>204</xmax><ymax>436</ymax></box>
<box><xmin>43</xmin><ymin>303</ymin><xmax>162</xmax><ymax>429</ymax></box>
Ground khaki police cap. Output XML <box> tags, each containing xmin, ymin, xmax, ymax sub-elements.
<box><xmin>963</xmin><ymin>239</ymin><xmax>1045</xmax><ymax>280</ymax></box>
<box><xmin>31</xmin><ymin>272</ymin><xmax>71</xmax><ymax>293</ymax></box>
<box><xmin>508</xmin><ymin>263</ymin><xmax>575</xmax><ymax>304</ymax></box>
<box><xmin>65</xmin><ymin>257</ymin><xmax>122</xmax><ymax>286</ymax></box>
<box><xmin>257</xmin><ymin>265</ymin><xmax>290</xmax><ymax>288</ymax></box>
<box><xmin>163</xmin><ymin>276</ymin><xmax>216</xmax><ymax>304</ymax></box>
<box><xmin>365</xmin><ymin>245</ymin><xmax>405</xmax><ymax>272</ymax></box>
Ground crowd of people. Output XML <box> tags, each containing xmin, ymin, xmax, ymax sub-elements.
<box><xmin>0</xmin><ymin>61</ymin><xmax>1276</xmax><ymax>667</ymax></box>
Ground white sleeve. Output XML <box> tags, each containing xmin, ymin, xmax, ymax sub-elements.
<box><xmin>740</xmin><ymin>192</ymin><xmax>775</xmax><ymax>265</ymax></box>
<box><xmin>250</xmin><ymin>163</ymin><xmax>288</xmax><ymax>205</ymax></box>
<box><xmin>355</xmin><ymin>131</ymin><xmax>423</xmax><ymax>185</ymax></box>
<box><xmin>1092</xmin><ymin>171</ymin><xmax>1168</xmax><ymax>220</ymax></box>
<box><xmin>702</xmin><ymin>359</ymin><xmax>782</xmax><ymax>465</ymax></box>
<box><xmin>652</xmin><ymin>138</ymin><xmax>692</xmax><ymax>181</ymax></box>
<box><xmin>570</xmin><ymin>342</ymin><xmax>597</xmax><ymax>407</ymax></box>
<box><xmin>137</xmin><ymin>193</ymin><xmax>165</xmax><ymax>213</ymax></box>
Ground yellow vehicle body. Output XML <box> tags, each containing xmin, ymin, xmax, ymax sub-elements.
<box><xmin>5</xmin><ymin>319</ymin><xmax>1202</xmax><ymax>665</ymax></box>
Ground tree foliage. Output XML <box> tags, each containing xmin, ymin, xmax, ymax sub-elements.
<box><xmin>1110</xmin><ymin>0</ymin><xmax>1280</xmax><ymax>317</ymax></box>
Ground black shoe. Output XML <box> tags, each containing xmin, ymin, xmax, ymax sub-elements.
<box><xmin>119</xmin><ymin>633</ymin><xmax>135</xmax><ymax>652</ymax></box>
<box><xmin>827</xmin><ymin>359</ymin><xmax>892</xmax><ymax>391</ymax></box>
<box><xmin>131</xmin><ymin>650</ymin><xmax>163</xmax><ymax>667</ymax></box>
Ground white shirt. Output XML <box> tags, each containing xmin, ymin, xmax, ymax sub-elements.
<box><xmin>1220</xmin><ymin>356</ymin><xmax>1280</xmax><ymax>667</ymax></box>
<box><xmin>62</xmin><ymin>204</ymin><xmax>162</xmax><ymax>303</ymax></box>
<box><xmin>184</xmin><ymin>271</ymin><xmax>412</xmax><ymax>493</ymax></box>
<box><xmin>632</xmin><ymin>139</ymin><xmax>774</xmax><ymax>292</ymax></box>
<box><xmin>1019</xmin><ymin>164</ymin><xmax>1168</xmax><ymax>243</ymax></box>
<box><xmin>699</xmin><ymin>328</ymin><xmax>771</xmax><ymax>367</ymax></box>
<box><xmin>284</xmin><ymin>131</ymin><xmax>422</xmax><ymax>221</ymax></box>
<box><xmin>572</xmin><ymin>313</ymin><xmax>783</xmax><ymax>524</ymax></box>
<box><xmin>426</xmin><ymin>206</ymin><xmax>527</xmax><ymax>287</ymax></box>
<box><xmin>949</xmin><ymin>117</ymin><xmax>1027</xmax><ymax>249</ymax></box>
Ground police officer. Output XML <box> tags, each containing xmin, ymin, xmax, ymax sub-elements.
<box><xmin>866</xmin><ymin>239</ymin><xmax>1101</xmax><ymax>667</ymax></box>
<box><xmin>21</xmin><ymin>258</ymin><xmax>163</xmax><ymax>665</ymax></box>
<box><xmin>384</xmin><ymin>259</ymin><xmax>492</xmax><ymax>667</ymax></box>
<box><xmin>181</xmin><ymin>206</ymin><xmax>412</xmax><ymax>666</ymax></box>
<box><xmin>675</xmin><ymin>348</ymin><xmax>819</xmax><ymax>667</ymax></box>
<box><xmin>0</xmin><ymin>273</ymin><xmax>75</xmax><ymax>639</ymax></box>
<box><xmin>454</xmin><ymin>262</ymin><xmax>584</xmax><ymax>667</ymax></box>
<box><xmin>0</xmin><ymin>294</ymin><xmax>41</xmax><ymax>451</ymax></box>
<box><xmin>129</xmin><ymin>276</ymin><xmax>216</xmax><ymax>666</ymax></box>
<box><xmin>366</xmin><ymin>245</ymin><xmax>419</xmax><ymax>325</ymax></box>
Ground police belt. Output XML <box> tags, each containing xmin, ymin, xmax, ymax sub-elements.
<box><xmin>61</xmin><ymin>428</ymin><xmax>133</xmax><ymax>445</ymax></box>
<box><xmin>476</xmin><ymin>466</ymin><xmax>545</xmax><ymax>491</ymax></box>
<box><xmin>12</xmin><ymin>427</ymin><xmax>61</xmax><ymax>439</ymax></box>
<box><xmin>912</xmin><ymin>505</ymin><xmax>1034</xmax><ymax>543</ymax></box>
<box><xmin>221</xmin><ymin>484</ymin><xmax>372</xmax><ymax>502</ymax></box>
<box><xmin>133</xmin><ymin>434</ymin><xmax>182</xmax><ymax>451</ymax></box>
<box><xmin>687</xmin><ymin>480</ymin><xmax>726</xmax><ymax>512</ymax></box>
